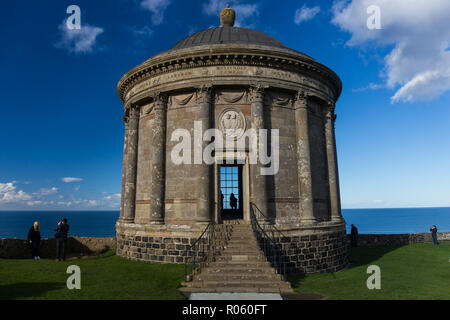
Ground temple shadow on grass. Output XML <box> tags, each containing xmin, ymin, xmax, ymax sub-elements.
<box><xmin>286</xmin><ymin>244</ymin><xmax>404</xmax><ymax>292</ymax></box>
<box><xmin>346</xmin><ymin>244</ymin><xmax>404</xmax><ymax>268</ymax></box>
<box><xmin>0</xmin><ymin>282</ymin><xmax>65</xmax><ymax>300</ymax></box>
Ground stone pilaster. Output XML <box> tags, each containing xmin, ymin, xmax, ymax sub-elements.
<box><xmin>122</xmin><ymin>106</ymin><xmax>140</xmax><ymax>222</ymax></box>
<box><xmin>250</xmin><ymin>85</ymin><xmax>269</xmax><ymax>221</ymax></box>
<box><xmin>294</xmin><ymin>91</ymin><xmax>316</xmax><ymax>223</ymax></box>
<box><xmin>149</xmin><ymin>93</ymin><xmax>168</xmax><ymax>225</ymax></box>
<box><xmin>325</xmin><ymin>102</ymin><xmax>343</xmax><ymax>222</ymax></box>
<box><xmin>196</xmin><ymin>85</ymin><xmax>213</xmax><ymax>223</ymax></box>
<box><xmin>119</xmin><ymin>114</ymin><xmax>129</xmax><ymax>218</ymax></box>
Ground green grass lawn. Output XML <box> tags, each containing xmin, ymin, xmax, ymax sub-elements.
<box><xmin>1</xmin><ymin>242</ymin><xmax>449</xmax><ymax>300</ymax></box>
<box><xmin>0</xmin><ymin>251</ymin><xmax>186</xmax><ymax>300</ymax></box>
<box><xmin>289</xmin><ymin>241</ymin><xmax>450</xmax><ymax>300</ymax></box>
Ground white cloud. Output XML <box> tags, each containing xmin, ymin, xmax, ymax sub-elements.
<box><xmin>87</xmin><ymin>200</ymin><xmax>98</xmax><ymax>207</ymax></box>
<box><xmin>36</xmin><ymin>187</ymin><xmax>58</xmax><ymax>196</ymax></box>
<box><xmin>0</xmin><ymin>182</ymin><xmax>32</xmax><ymax>204</ymax></box>
<box><xmin>130</xmin><ymin>25</ymin><xmax>155</xmax><ymax>38</ymax></box>
<box><xmin>74</xmin><ymin>186</ymin><xmax>81</xmax><ymax>191</ymax></box>
<box><xmin>294</xmin><ymin>5</ymin><xmax>320</xmax><ymax>25</ymax></box>
<box><xmin>56</xmin><ymin>21</ymin><xmax>104</xmax><ymax>54</ymax></box>
<box><xmin>203</xmin><ymin>0</ymin><xmax>259</xmax><ymax>28</ymax></box>
<box><xmin>61</xmin><ymin>177</ymin><xmax>83</xmax><ymax>183</ymax></box>
<box><xmin>353</xmin><ymin>82</ymin><xmax>385</xmax><ymax>92</ymax></box>
<box><xmin>27</xmin><ymin>201</ymin><xmax>43</xmax><ymax>206</ymax></box>
<box><xmin>331</xmin><ymin>0</ymin><xmax>450</xmax><ymax>103</ymax></box>
<box><xmin>141</xmin><ymin>0</ymin><xmax>172</xmax><ymax>25</ymax></box>
<box><xmin>103</xmin><ymin>193</ymin><xmax>121</xmax><ymax>201</ymax></box>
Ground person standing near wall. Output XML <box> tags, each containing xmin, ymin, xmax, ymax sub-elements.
<box><xmin>430</xmin><ymin>225</ymin><xmax>439</xmax><ymax>245</ymax></box>
<box><xmin>27</xmin><ymin>221</ymin><xmax>41</xmax><ymax>260</ymax></box>
<box><xmin>54</xmin><ymin>218</ymin><xmax>70</xmax><ymax>261</ymax></box>
<box><xmin>350</xmin><ymin>224</ymin><xmax>359</xmax><ymax>247</ymax></box>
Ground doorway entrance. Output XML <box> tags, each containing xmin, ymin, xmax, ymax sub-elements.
<box><xmin>219</xmin><ymin>164</ymin><xmax>243</xmax><ymax>220</ymax></box>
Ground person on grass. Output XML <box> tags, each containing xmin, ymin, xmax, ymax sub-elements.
<box><xmin>27</xmin><ymin>221</ymin><xmax>41</xmax><ymax>260</ymax></box>
<box><xmin>350</xmin><ymin>224</ymin><xmax>359</xmax><ymax>247</ymax></box>
<box><xmin>430</xmin><ymin>225</ymin><xmax>439</xmax><ymax>245</ymax></box>
<box><xmin>54</xmin><ymin>218</ymin><xmax>70</xmax><ymax>261</ymax></box>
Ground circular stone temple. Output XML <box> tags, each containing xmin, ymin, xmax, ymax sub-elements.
<box><xmin>116</xmin><ymin>5</ymin><xmax>348</xmax><ymax>274</ymax></box>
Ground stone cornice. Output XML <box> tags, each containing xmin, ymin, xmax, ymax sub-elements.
<box><xmin>117</xmin><ymin>44</ymin><xmax>342</xmax><ymax>105</ymax></box>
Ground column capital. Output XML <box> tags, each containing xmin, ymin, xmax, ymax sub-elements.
<box><xmin>249</xmin><ymin>83</ymin><xmax>267</xmax><ymax>103</ymax></box>
<box><xmin>129</xmin><ymin>106</ymin><xmax>140</xmax><ymax>118</ymax></box>
<box><xmin>122</xmin><ymin>115</ymin><xmax>129</xmax><ymax>124</ymax></box>
<box><xmin>152</xmin><ymin>92</ymin><xmax>169</xmax><ymax>107</ymax></box>
<box><xmin>294</xmin><ymin>90</ymin><xmax>309</xmax><ymax>109</ymax></box>
<box><xmin>196</xmin><ymin>84</ymin><xmax>213</xmax><ymax>104</ymax></box>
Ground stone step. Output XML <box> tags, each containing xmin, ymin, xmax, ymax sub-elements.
<box><xmin>221</xmin><ymin>249</ymin><xmax>263</xmax><ymax>255</ymax></box>
<box><xmin>215</xmin><ymin>254</ymin><xmax>266</xmax><ymax>262</ymax></box>
<box><xmin>194</xmin><ymin>273</ymin><xmax>282</xmax><ymax>281</ymax></box>
<box><xmin>203</xmin><ymin>265</ymin><xmax>277</xmax><ymax>274</ymax></box>
<box><xmin>226</xmin><ymin>239</ymin><xmax>259</xmax><ymax>244</ymax></box>
<box><xmin>179</xmin><ymin>286</ymin><xmax>293</xmax><ymax>294</ymax></box>
<box><xmin>185</xmin><ymin>280</ymin><xmax>292</xmax><ymax>289</ymax></box>
<box><xmin>224</xmin><ymin>244</ymin><xmax>260</xmax><ymax>250</ymax></box>
<box><xmin>208</xmin><ymin>260</ymin><xmax>272</xmax><ymax>268</ymax></box>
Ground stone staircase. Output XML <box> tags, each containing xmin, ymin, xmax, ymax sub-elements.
<box><xmin>180</xmin><ymin>220</ymin><xmax>293</xmax><ymax>294</ymax></box>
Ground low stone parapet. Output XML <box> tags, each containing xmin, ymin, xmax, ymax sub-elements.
<box><xmin>0</xmin><ymin>237</ymin><xmax>116</xmax><ymax>259</ymax></box>
<box><xmin>347</xmin><ymin>232</ymin><xmax>450</xmax><ymax>246</ymax></box>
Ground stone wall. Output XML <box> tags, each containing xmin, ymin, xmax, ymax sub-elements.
<box><xmin>348</xmin><ymin>232</ymin><xmax>450</xmax><ymax>246</ymax></box>
<box><xmin>0</xmin><ymin>237</ymin><xmax>116</xmax><ymax>259</ymax></box>
<box><xmin>275</xmin><ymin>230</ymin><xmax>348</xmax><ymax>275</ymax></box>
<box><xmin>116</xmin><ymin>224</ymin><xmax>232</xmax><ymax>264</ymax></box>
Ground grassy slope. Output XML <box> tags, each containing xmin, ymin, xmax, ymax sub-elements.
<box><xmin>289</xmin><ymin>241</ymin><xmax>450</xmax><ymax>300</ymax></box>
<box><xmin>0</xmin><ymin>251</ymin><xmax>185</xmax><ymax>300</ymax></box>
<box><xmin>1</xmin><ymin>242</ymin><xmax>449</xmax><ymax>300</ymax></box>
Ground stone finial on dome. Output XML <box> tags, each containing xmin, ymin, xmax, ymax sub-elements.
<box><xmin>220</xmin><ymin>4</ymin><xmax>235</xmax><ymax>27</ymax></box>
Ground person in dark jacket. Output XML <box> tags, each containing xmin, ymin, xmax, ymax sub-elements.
<box><xmin>230</xmin><ymin>193</ymin><xmax>237</xmax><ymax>211</ymax></box>
<box><xmin>27</xmin><ymin>221</ymin><xmax>41</xmax><ymax>260</ymax></box>
<box><xmin>430</xmin><ymin>225</ymin><xmax>439</xmax><ymax>245</ymax></box>
<box><xmin>350</xmin><ymin>224</ymin><xmax>358</xmax><ymax>247</ymax></box>
<box><xmin>54</xmin><ymin>218</ymin><xmax>69</xmax><ymax>261</ymax></box>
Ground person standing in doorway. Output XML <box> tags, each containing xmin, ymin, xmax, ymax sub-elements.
<box><xmin>350</xmin><ymin>224</ymin><xmax>359</xmax><ymax>247</ymax></box>
<box><xmin>54</xmin><ymin>218</ymin><xmax>70</xmax><ymax>261</ymax></box>
<box><xmin>430</xmin><ymin>225</ymin><xmax>439</xmax><ymax>245</ymax></box>
<box><xmin>230</xmin><ymin>193</ymin><xmax>237</xmax><ymax>212</ymax></box>
<box><xmin>27</xmin><ymin>221</ymin><xmax>41</xmax><ymax>260</ymax></box>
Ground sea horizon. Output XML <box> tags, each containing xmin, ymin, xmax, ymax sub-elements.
<box><xmin>1</xmin><ymin>207</ymin><xmax>449</xmax><ymax>239</ymax></box>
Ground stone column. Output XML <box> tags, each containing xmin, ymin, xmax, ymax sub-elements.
<box><xmin>196</xmin><ymin>86</ymin><xmax>213</xmax><ymax>223</ymax></box>
<box><xmin>119</xmin><ymin>113</ymin><xmax>129</xmax><ymax>219</ymax></box>
<box><xmin>250</xmin><ymin>85</ymin><xmax>269</xmax><ymax>221</ymax></box>
<box><xmin>294</xmin><ymin>91</ymin><xmax>316</xmax><ymax>223</ymax></box>
<box><xmin>149</xmin><ymin>93</ymin><xmax>168</xmax><ymax>225</ymax></box>
<box><xmin>325</xmin><ymin>102</ymin><xmax>343</xmax><ymax>222</ymax></box>
<box><xmin>122</xmin><ymin>106</ymin><xmax>140</xmax><ymax>222</ymax></box>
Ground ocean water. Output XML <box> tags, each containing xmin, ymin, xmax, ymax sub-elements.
<box><xmin>0</xmin><ymin>211</ymin><xmax>119</xmax><ymax>239</ymax></box>
<box><xmin>0</xmin><ymin>208</ymin><xmax>449</xmax><ymax>239</ymax></box>
<box><xmin>343</xmin><ymin>207</ymin><xmax>450</xmax><ymax>234</ymax></box>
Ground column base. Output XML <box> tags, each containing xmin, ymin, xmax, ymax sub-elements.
<box><xmin>331</xmin><ymin>216</ymin><xmax>345</xmax><ymax>223</ymax></box>
<box><xmin>120</xmin><ymin>218</ymin><xmax>135</xmax><ymax>223</ymax></box>
<box><xmin>149</xmin><ymin>220</ymin><xmax>165</xmax><ymax>225</ymax></box>
<box><xmin>300</xmin><ymin>218</ymin><xmax>318</xmax><ymax>225</ymax></box>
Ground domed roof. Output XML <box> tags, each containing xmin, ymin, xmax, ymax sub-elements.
<box><xmin>172</xmin><ymin>27</ymin><xmax>287</xmax><ymax>51</ymax></box>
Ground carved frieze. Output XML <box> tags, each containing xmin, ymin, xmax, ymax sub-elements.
<box><xmin>124</xmin><ymin>65</ymin><xmax>334</xmax><ymax>103</ymax></box>
<box><xmin>215</xmin><ymin>90</ymin><xmax>248</xmax><ymax>105</ymax></box>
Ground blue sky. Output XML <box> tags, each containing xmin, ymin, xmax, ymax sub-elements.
<box><xmin>1</xmin><ymin>0</ymin><xmax>450</xmax><ymax>210</ymax></box>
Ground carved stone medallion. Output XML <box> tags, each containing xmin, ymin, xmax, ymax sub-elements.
<box><xmin>218</xmin><ymin>108</ymin><xmax>246</xmax><ymax>139</ymax></box>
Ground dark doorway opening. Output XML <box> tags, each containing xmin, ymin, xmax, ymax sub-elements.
<box><xmin>220</xmin><ymin>164</ymin><xmax>243</xmax><ymax>220</ymax></box>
